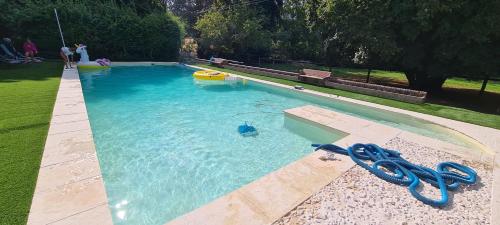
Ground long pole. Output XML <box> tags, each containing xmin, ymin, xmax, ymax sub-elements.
<box><xmin>54</xmin><ymin>9</ymin><xmax>66</xmax><ymax>47</ymax></box>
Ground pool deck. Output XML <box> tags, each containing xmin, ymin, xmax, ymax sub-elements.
<box><xmin>26</xmin><ymin>63</ymin><xmax>500</xmax><ymax>225</ymax></box>
<box><xmin>27</xmin><ymin>68</ymin><xmax>113</xmax><ymax>225</ymax></box>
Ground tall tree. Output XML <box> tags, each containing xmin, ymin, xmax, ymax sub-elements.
<box><xmin>195</xmin><ymin>6</ymin><xmax>272</xmax><ymax>60</ymax></box>
<box><xmin>164</xmin><ymin>0</ymin><xmax>214</xmax><ymax>35</ymax></box>
<box><xmin>319</xmin><ymin>0</ymin><xmax>500</xmax><ymax>91</ymax></box>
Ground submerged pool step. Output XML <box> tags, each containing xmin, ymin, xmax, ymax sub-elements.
<box><xmin>284</xmin><ymin>105</ymin><xmax>494</xmax><ymax>165</ymax></box>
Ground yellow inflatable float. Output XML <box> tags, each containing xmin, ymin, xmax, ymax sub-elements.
<box><xmin>193</xmin><ymin>70</ymin><xmax>228</xmax><ymax>80</ymax></box>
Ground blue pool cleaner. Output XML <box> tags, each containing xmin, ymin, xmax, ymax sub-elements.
<box><xmin>238</xmin><ymin>122</ymin><xmax>258</xmax><ymax>137</ymax></box>
<box><xmin>312</xmin><ymin>143</ymin><xmax>477</xmax><ymax>207</ymax></box>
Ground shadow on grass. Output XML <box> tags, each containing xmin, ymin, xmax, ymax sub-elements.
<box><xmin>0</xmin><ymin>61</ymin><xmax>62</xmax><ymax>83</ymax></box>
<box><xmin>427</xmin><ymin>88</ymin><xmax>500</xmax><ymax>115</ymax></box>
<box><xmin>0</xmin><ymin>122</ymin><xmax>48</xmax><ymax>134</ymax></box>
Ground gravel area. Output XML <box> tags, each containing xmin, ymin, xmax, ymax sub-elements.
<box><xmin>273</xmin><ymin>137</ymin><xmax>493</xmax><ymax>225</ymax></box>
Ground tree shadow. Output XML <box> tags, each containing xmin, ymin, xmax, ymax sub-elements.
<box><xmin>340</xmin><ymin>75</ymin><xmax>500</xmax><ymax>115</ymax></box>
<box><xmin>0</xmin><ymin>61</ymin><xmax>62</xmax><ymax>83</ymax></box>
<box><xmin>427</xmin><ymin>88</ymin><xmax>500</xmax><ymax>115</ymax></box>
<box><xmin>0</xmin><ymin>122</ymin><xmax>48</xmax><ymax>134</ymax></box>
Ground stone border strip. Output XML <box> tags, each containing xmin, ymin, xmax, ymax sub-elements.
<box><xmin>186</xmin><ymin>64</ymin><xmax>500</xmax><ymax>225</ymax></box>
<box><xmin>325</xmin><ymin>79</ymin><xmax>426</xmax><ymax>104</ymax></box>
<box><xmin>111</xmin><ymin>61</ymin><xmax>178</xmax><ymax>66</ymax></box>
<box><xmin>27</xmin><ymin>68</ymin><xmax>113</xmax><ymax>225</ymax></box>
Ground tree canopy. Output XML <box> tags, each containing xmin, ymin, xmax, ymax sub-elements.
<box><xmin>187</xmin><ymin>0</ymin><xmax>500</xmax><ymax>91</ymax></box>
<box><xmin>317</xmin><ymin>0</ymin><xmax>500</xmax><ymax>90</ymax></box>
<box><xmin>194</xmin><ymin>6</ymin><xmax>272</xmax><ymax>61</ymax></box>
<box><xmin>0</xmin><ymin>0</ymin><xmax>184</xmax><ymax>61</ymax></box>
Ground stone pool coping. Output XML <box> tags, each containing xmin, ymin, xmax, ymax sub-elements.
<box><xmin>27</xmin><ymin>68</ymin><xmax>113</xmax><ymax>225</ymax></box>
<box><xmin>27</xmin><ymin>63</ymin><xmax>500</xmax><ymax>225</ymax></box>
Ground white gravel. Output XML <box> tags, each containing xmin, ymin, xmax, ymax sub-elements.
<box><xmin>273</xmin><ymin>137</ymin><xmax>493</xmax><ymax>225</ymax></box>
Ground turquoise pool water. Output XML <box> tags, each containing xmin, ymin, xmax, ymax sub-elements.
<box><xmin>79</xmin><ymin>65</ymin><xmax>478</xmax><ymax>225</ymax></box>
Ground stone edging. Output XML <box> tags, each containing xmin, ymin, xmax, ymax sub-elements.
<box><xmin>27</xmin><ymin>68</ymin><xmax>113</xmax><ymax>225</ymax></box>
<box><xmin>325</xmin><ymin>80</ymin><xmax>426</xmax><ymax>104</ymax></box>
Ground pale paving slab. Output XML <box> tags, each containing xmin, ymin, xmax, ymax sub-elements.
<box><xmin>40</xmin><ymin>131</ymin><xmax>95</xmax><ymax>167</ymax></box>
<box><xmin>50</xmin><ymin>113</ymin><xmax>88</xmax><ymax>124</ymax></box>
<box><xmin>35</xmin><ymin>154</ymin><xmax>102</xmax><ymax>193</ymax></box>
<box><xmin>28</xmin><ymin>177</ymin><xmax>108</xmax><ymax>225</ymax></box>
<box><xmin>49</xmin><ymin>204</ymin><xmax>113</xmax><ymax>225</ymax></box>
<box><xmin>27</xmin><ymin>68</ymin><xmax>112</xmax><ymax>225</ymax></box>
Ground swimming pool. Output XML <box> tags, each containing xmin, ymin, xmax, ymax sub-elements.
<box><xmin>79</xmin><ymin>65</ymin><xmax>479</xmax><ymax>224</ymax></box>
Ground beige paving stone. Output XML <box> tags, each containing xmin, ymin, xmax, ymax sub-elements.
<box><xmin>41</xmin><ymin>130</ymin><xmax>94</xmax><ymax>167</ymax></box>
<box><xmin>301</xmin><ymin>151</ymin><xmax>354</xmax><ymax>175</ymax></box>
<box><xmin>55</xmin><ymin>91</ymin><xmax>84</xmax><ymax>99</ymax></box>
<box><xmin>49</xmin><ymin>204</ymin><xmax>113</xmax><ymax>225</ymax></box>
<box><xmin>397</xmin><ymin>131</ymin><xmax>487</xmax><ymax>164</ymax></box>
<box><xmin>48</xmin><ymin>120</ymin><xmax>91</xmax><ymax>135</ymax></box>
<box><xmin>28</xmin><ymin>177</ymin><xmax>108</xmax><ymax>225</ymax></box>
<box><xmin>356</xmin><ymin>123</ymin><xmax>402</xmax><ymax>144</ymax></box>
<box><xmin>168</xmin><ymin>191</ymin><xmax>269</xmax><ymax>225</ymax></box>
<box><xmin>36</xmin><ymin>154</ymin><xmax>102</xmax><ymax>193</ymax></box>
<box><xmin>53</xmin><ymin>99</ymin><xmax>85</xmax><ymax>108</ymax></box>
<box><xmin>235</xmin><ymin>154</ymin><xmax>354</xmax><ymax>223</ymax></box>
<box><xmin>58</xmin><ymin>81</ymin><xmax>82</xmax><ymax>88</ymax></box>
<box><xmin>52</xmin><ymin>103</ymin><xmax>87</xmax><ymax>116</ymax></box>
<box><xmin>329</xmin><ymin>135</ymin><xmax>372</xmax><ymax>148</ymax></box>
<box><xmin>51</xmin><ymin>113</ymin><xmax>88</xmax><ymax>124</ymax></box>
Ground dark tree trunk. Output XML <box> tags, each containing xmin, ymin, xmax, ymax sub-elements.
<box><xmin>404</xmin><ymin>71</ymin><xmax>446</xmax><ymax>92</ymax></box>
<box><xmin>480</xmin><ymin>76</ymin><xmax>489</xmax><ymax>96</ymax></box>
<box><xmin>366</xmin><ymin>68</ymin><xmax>372</xmax><ymax>83</ymax></box>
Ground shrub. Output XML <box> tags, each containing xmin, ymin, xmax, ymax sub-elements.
<box><xmin>0</xmin><ymin>0</ymin><xmax>184</xmax><ymax>61</ymax></box>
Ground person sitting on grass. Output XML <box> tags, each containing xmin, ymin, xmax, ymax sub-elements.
<box><xmin>1</xmin><ymin>38</ymin><xmax>22</xmax><ymax>59</ymax></box>
<box><xmin>23</xmin><ymin>38</ymin><xmax>39</xmax><ymax>63</ymax></box>
<box><xmin>60</xmin><ymin>46</ymin><xmax>74</xmax><ymax>69</ymax></box>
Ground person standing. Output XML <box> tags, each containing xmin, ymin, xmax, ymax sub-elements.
<box><xmin>60</xmin><ymin>46</ymin><xmax>74</xmax><ymax>69</ymax></box>
<box><xmin>23</xmin><ymin>38</ymin><xmax>38</xmax><ymax>63</ymax></box>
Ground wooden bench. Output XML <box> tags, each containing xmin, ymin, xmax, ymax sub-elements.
<box><xmin>299</xmin><ymin>69</ymin><xmax>332</xmax><ymax>85</ymax></box>
<box><xmin>209</xmin><ymin>57</ymin><xmax>228</xmax><ymax>67</ymax></box>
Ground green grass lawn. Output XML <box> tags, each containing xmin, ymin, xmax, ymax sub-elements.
<box><xmin>196</xmin><ymin>64</ymin><xmax>500</xmax><ymax>129</ymax></box>
<box><xmin>0</xmin><ymin>62</ymin><xmax>62</xmax><ymax>225</ymax></box>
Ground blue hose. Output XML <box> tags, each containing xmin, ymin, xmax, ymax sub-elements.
<box><xmin>313</xmin><ymin>143</ymin><xmax>477</xmax><ymax>207</ymax></box>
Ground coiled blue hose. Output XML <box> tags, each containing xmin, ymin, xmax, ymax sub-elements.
<box><xmin>312</xmin><ymin>143</ymin><xmax>477</xmax><ymax>207</ymax></box>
